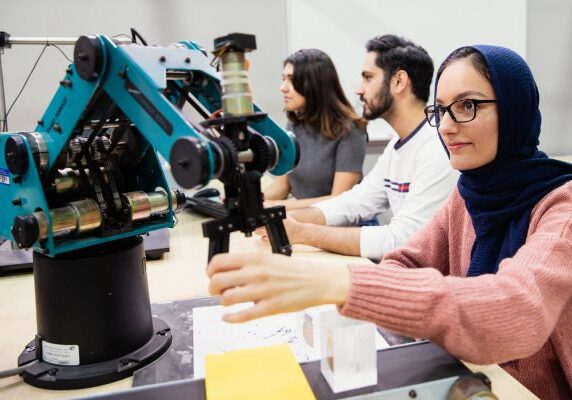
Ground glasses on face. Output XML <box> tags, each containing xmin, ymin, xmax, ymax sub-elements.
<box><xmin>424</xmin><ymin>98</ymin><xmax>497</xmax><ymax>127</ymax></box>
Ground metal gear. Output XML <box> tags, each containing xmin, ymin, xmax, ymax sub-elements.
<box><xmin>211</xmin><ymin>136</ymin><xmax>238</xmax><ymax>182</ymax></box>
<box><xmin>247</xmin><ymin>132</ymin><xmax>278</xmax><ymax>173</ymax></box>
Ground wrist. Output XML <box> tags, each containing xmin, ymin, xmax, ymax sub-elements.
<box><xmin>294</xmin><ymin>222</ymin><xmax>310</xmax><ymax>245</ymax></box>
<box><xmin>320</xmin><ymin>263</ymin><xmax>351</xmax><ymax>306</ymax></box>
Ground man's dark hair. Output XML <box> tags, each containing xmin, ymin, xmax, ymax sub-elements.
<box><xmin>365</xmin><ymin>35</ymin><xmax>434</xmax><ymax>102</ymax></box>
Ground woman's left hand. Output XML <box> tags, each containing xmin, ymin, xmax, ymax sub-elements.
<box><xmin>207</xmin><ymin>252</ymin><xmax>350</xmax><ymax>323</ymax></box>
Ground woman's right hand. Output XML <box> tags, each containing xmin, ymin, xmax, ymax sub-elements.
<box><xmin>207</xmin><ymin>252</ymin><xmax>351</xmax><ymax>323</ymax></box>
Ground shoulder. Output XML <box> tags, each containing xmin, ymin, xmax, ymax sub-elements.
<box><xmin>349</xmin><ymin>120</ymin><xmax>368</xmax><ymax>135</ymax></box>
<box><xmin>378</xmin><ymin>135</ymin><xmax>400</xmax><ymax>159</ymax></box>
<box><xmin>529</xmin><ymin>181</ymin><xmax>572</xmax><ymax>236</ymax></box>
<box><xmin>398</xmin><ymin>125</ymin><xmax>451</xmax><ymax>170</ymax></box>
<box><xmin>448</xmin><ymin>187</ymin><xmax>465</xmax><ymax>210</ymax></box>
<box><xmin>288</xmin><ymin>122</ymin><xmax>310</xmax><ymax>134</ymax></box>
<box><xmin>533</xmin><ymin>181</ymin><xmax>572</xmax><ymax>213</ymax></box>
<box><xmin>396</xmin><ymin>122</ymin><xmax>442</xmax><ymax>154</ymax></box>
<box><xmin>340</xmin><ymin>123</ymin><xmax>368</xmax><ymax>145</ymax></box>
<box><xmin>415</xmin><ymin>126</ymin><xmax>450</xmax><ymax>161</ymax></box>
<box><xmin>415</xmin><ymin>123</ymin><xmax>444</xmax><ymax>148</ymax></box>
<box><xmin>290</xmin><ymin>124</ymin><xmax>321</xmax><ymax>144</ymax></box>
<box><xmin>336</xmin><ymin>120</ymin><xmax>368</xmax><ymax>141</ymax></box>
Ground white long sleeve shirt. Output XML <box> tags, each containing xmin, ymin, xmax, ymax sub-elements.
<box><xmin>314</xmin><ymin>120</ymin><xmax>459</xmax><ymax>260</ymax></box>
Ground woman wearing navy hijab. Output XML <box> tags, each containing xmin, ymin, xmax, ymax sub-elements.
<box><xmin>207</xmin><ymin>46</ymin><xmax>572</xmax><ymax>399</ymax></box>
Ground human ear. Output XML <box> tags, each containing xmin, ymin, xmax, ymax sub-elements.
<box><xmin>392</xmin><ymin>70</ymin><xmax>409</xmax><ymax>94</ymax></box>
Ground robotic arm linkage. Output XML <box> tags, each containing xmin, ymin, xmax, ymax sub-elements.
<box><xmin>0</xmin><ymin>33</ymin><xmax>298</xmax><ymax>258</ymax></box>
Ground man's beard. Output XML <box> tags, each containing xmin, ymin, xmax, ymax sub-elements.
<box><xmin>361</xmin><ymin>79</ymin><xmax>393</xmax><ymax>121</ymax></box>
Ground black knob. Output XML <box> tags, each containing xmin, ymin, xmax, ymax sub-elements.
<box><xmin>213</xmin><ymin>33</ymin><xmax>256</xmax><ymax>52</ymax></box>
<box><xmin>169</xmin><ymin>137</ymin><xmax>211</xmax><ymax>189</ymax></box>
<box><xmin>74</xmin><ymin>36</ymin><xmax>103</xmax><ymax>81</ymax></box>
<box><xmin>0</xmin><ymin>32</ymin><xmax>11</xmax><ymax>48</ymax></box>
<box><xmin>11</xmin><ymin>214</ymin><xmax>40</xmax><ymax>249</ymax></box>
<box><xmin>4</xmin><ymin>135</ymin><xmax>29</xmax><ymax>175</ymax></box>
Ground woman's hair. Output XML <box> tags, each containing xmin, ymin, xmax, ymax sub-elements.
<box><xmin>436</xmin><ymin>46</ymin><xmax>491</xmax><ymax>84</ymax></box>
<box><xmin>284</xmin><ymin>49</ymin><xmax>366</xmax><ymax>140</ymax></box>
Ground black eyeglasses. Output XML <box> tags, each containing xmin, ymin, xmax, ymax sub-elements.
<box><xmin>424</xmin><ymin>99</ymin><xmax>497</xmax><ymax>127</ymax></box>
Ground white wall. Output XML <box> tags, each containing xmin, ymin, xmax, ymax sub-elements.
<box><xmin>287</xmin><ymin>0</ymin><xmax>528</xmax><ymax>141</ymax></box>
<box><xmin>0</xmin><ymin>0</ymin><xmax>289</xmax><ymax>132</ymax></box>
<box><xmin>527</xmin><ymin>0</ymin><xmax>572</xmax><ymax>156</ymax></box>
<box><xmin>2</xmin><ymin>1</ymin><xmax>570</xmax><ymax>157</ymax></box>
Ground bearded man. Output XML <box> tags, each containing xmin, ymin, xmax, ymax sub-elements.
<box><xmin>261</xmin><ymin>35</ymin><xmax>458</xmax><ymax>261</ymax></box>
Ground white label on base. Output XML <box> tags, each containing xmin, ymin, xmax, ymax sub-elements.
<box><xmin>42</xmin><ymin>341</ymin><xmax>80</xmax><ymax>366</ymax></box>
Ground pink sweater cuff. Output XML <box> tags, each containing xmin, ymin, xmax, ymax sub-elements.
<box><xmin>339</xmin><ymin>263</ymin><xmax>448</xmax><ymax>337</ymax></box>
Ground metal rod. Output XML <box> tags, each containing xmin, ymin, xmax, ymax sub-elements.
<box><xmin>7</xmin><ymin>36</ymin><xmax>79</xmax><ymax>46</ymax></box>
<box><xmin>6</xmin><ymin>36</ymin><xmax>132</xmax><ymax>46</ymax></box>
<box><xmin>84</xmin><ymin>120</ymin><xmax>134</xmax><ymax>129</ymax></box>
<box><xmin>237</xmin><ymin>149</ymin><xmax>254</xmax><ymax>163</ymax></box>
<box><xmin>0</xmin><ymin>49</ymin><xmax>7</xmax><ymax>131</ymax></box>
<box><xmin>0</xmin><ymin>35</ymin><xmax>133</xmax><ymax>132</ymax></box>
<box><xmin>166</xmin><ymin>71</ymin><xmax>192</xmax><ymax>81</ymax></box>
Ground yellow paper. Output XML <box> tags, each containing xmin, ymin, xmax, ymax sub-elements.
<box><xmin>205</xmin><ymin>343</ymin><xmax>316</xmax><ymax>400</ymax></box>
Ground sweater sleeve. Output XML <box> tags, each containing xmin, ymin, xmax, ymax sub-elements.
<box><xmin>340</xmin><ymin>189</ymin><xmax>572</xmax><ymax>365</ymax></box>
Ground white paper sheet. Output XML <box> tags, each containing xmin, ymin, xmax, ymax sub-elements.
<box><xmin>192</xmin><ymin>303</ymin><xmax>388</xmax><ymax>379</ymax></box>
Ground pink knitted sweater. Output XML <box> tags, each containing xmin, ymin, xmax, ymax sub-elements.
<box><xmin>340</xmin><ymin>182</ymin><xmax>572</xmax><ymax>399</ymax></box>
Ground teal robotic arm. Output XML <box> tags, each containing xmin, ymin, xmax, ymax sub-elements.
<box><xmin>0</xmin><ymin>33</ymin><xmax>298</xmax><ymax>258</ymax></box>
<box><xmin>0</xmin><ymin>32</ymin><xmax>298</xmax><ymax>390</ymax></box>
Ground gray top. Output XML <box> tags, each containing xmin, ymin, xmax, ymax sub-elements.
<box><xmin>287</xmin><ymin>122</ymin><xmax>367</xmax><ymax>199</ymax></box>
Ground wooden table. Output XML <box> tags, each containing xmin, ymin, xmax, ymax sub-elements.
<box><xmin>0</xmin><ymin>210</ymin><xmax>539</xmax><ymax>399</ymax></box>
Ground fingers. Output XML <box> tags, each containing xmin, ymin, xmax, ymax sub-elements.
<box><xmin>206</xmin><ymin>252</ymin><xmax>305</xmax><ymax>323</ymax></box>
<box><xmin>222</xmin><ymin>300</ymin><xmax>275</xmax><ymax>323</ymax></box>
<box><xmin>209</xmin><ymin>267</ymin><xmax>264</xmax><ymax>296</ymax></box>
<box><xmin>263</xmin><ymin>200</ymin><xmax>279</xmax><ymax>208</ymax></box>
<box><xmin>208</xmin><ymin>109</ymin><xmax>223</xmax><ymax>120</ymax></box>
<box><xmin>218</xmin><ymin>284</ymin><xmax>267</xmax><ymax>306</ymax></box>
<box><xmin>254</xmin><ymin>226</ymin><xmax>267</xmax><ymax>237</ymax></box>
<box><xmin>254</xmin><ymin>227</ymin><xmax>270</xmax><ymax>244</ymax></box>
<box><xmin>206</xmin><ymin>252</ymin><xmax>261</xmax><ymax>277</ymax></box>
<box><xmin>209</xmin><ymin>269</ymin><xmax>240</xmax><ymax>295</ymax></box>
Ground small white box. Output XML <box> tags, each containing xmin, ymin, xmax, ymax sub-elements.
<box><xmin>319</xmin><ymin>310</ymin><xmax>377</xmax><ymax>393</ymax></box>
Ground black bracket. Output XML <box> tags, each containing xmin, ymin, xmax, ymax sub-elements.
<box><xmin>202</xmin><ymin>205</ymin><xmax>291</xmax><ymax>261</ymax></box>
<box><xmin>202</xmin><ymin>170</ymin><xmax>291</xmax><ymax>261</ymax></box>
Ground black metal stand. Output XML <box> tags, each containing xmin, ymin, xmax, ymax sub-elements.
<box><xmin>202</xmin><ymin>170</ymin><xmax>291</xmax><ymax>260</ymax></box>
<box><xmin>16</xmin><ymin>236</ymin><xmax>172</xmax><ymax>389</ymax></box>
<box><xmin>203</xmin><ymin>204</ymin><xmax>291</xmax><ymax>260</ymax></box>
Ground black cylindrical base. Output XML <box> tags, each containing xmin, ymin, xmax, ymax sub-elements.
<box><xmin>17</xmin><ymin>236</ymin><xmax>172</xmax><ymax>389</ymax></box>
<box><xmin>18</xmin><ymin>317</ymin><xmax>171</xmax><ymax>389</ymax></box>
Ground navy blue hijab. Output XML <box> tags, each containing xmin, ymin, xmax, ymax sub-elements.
<box><xmin>436</xmin><ymin>45</ymin><xmax>572</xmax><ymax>277</ymax></box>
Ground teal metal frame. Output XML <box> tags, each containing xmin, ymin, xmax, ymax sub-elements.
<box><xmin>0</xmin><ymin>35</ymin><xmax>297</xmax><ymax>256</ymax></box>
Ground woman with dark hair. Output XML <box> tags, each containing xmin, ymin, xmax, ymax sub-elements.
<box><xmin>264</xmin><ymin>49</ymin><xmax>367</xmax><ymax>210</ymax></box>
<box><xmin>208</xmin><ymin>45</ymin><xmax>572</xmax><ymax>399</ymax></box>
